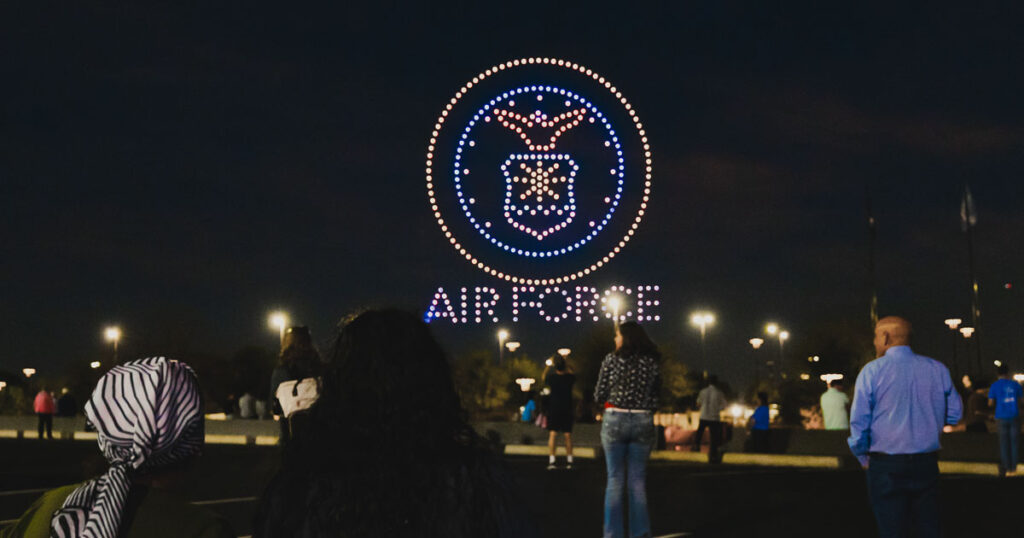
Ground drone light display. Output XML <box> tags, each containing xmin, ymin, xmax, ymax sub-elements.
<box><xmin>424</xmin><ymin>57</ymin><xmax>658</xmax><ymax>324</ymax></box>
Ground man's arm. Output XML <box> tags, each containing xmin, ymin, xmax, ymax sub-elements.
<box><xmin>847</xmin><ymin>369</ymin><xmax>874</xmax><ymax>468</ymax></box>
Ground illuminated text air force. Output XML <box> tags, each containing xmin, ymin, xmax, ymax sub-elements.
<box><xmin>425</xmin><ymin>285</ymin><xmax>661</xmax><ymax>324</ymax></box>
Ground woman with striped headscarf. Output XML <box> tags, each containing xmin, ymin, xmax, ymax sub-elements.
<box><xmin>0</xmin><ymin>357</ymin><xmax>234</xmax><ymax>538</ymax></box>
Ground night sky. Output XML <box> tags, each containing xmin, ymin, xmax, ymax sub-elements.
<box><xmin>2</xmin><ymin>3</ymin><xmax>1022</xmax><ymax>386</ymax></box>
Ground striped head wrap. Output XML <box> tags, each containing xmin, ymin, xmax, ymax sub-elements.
<box><xmin>51</xmin><ymin>357</ymin><xmax>204</xmax><ymax>538</ymax></box>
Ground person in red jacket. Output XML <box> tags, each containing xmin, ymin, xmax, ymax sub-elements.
<box><xmin>33</xmin><ymin>388</ymin><xmax>55</xmax><ymax>439</ymax></box>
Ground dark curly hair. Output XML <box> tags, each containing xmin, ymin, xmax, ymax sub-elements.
<box><xmin>254</xmin><ymin>309</ymin><xmax>535</xmax><ymax>537</ymax></box>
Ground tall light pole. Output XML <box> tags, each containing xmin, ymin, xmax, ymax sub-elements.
<box><xmin>497</xmin><ymin>329</ymin><xmax>510</xmax><ymax>365</ymax></box>
<box><xmin>690</xmin><ymin>312</ymin><xmax>715</xmax><ymax>373</ymax></box>
<box><xmin>104</xmin><ymin>326</ymin><xmax>122</xmax><ymax>365</ymax></box>
<box><xmin>765</xmin><ymin>323</ymin><xmax>789</xmax><ymax>381</ymax></box>
<box><xmin>944</xmin><ymin>318</ymin><xmax>963</xmax><ymax>381</ymax></box>
<box><xmin>268</xmin><ymin>312</ymin><xmax>288</xmax><ymax>350</ymax></box>
<box><xmin>750</xmin><ymin>338</ymin><xmax>765</xmax><ymax>386</ymax></box>
<box><xmin>960</xmin><ymin>326</ymin><xmax>976</xmax><ymax>378</ymax></box>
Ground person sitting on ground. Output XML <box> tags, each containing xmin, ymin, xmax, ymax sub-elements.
<box><xmin>1</xmin><ymin>357</ymin><xmax>233</xmax><ymax>538</ymax></box>
<box><xmin>542</xmin><ymin>354</ymin><xmax>576</xmax><ymax>470</ymax></box>
<box><xmin>254</xmin><ymin>309</ymin><xmax>537</xmax><ymax>538</ymax></box>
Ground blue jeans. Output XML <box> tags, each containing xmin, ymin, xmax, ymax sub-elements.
<box><xmin>866</xmin><ymin>453</ymin><xmax>940</xmax><ymax>538</ymax></box>
<box><xmin>601</xmin><ymin>411</ymin><xmax>655</xmax><ymax>538</ymax></box>
<box><xmin>997</xmin><ymin>418</ymin><xmax>1019</xmax><ymax>473</ymax></box>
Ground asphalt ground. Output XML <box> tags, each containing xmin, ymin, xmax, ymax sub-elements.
<box><xmin>1</xmin><ymin>439</ymin><xmax>1021</xmax><ymax>537</ymax></box>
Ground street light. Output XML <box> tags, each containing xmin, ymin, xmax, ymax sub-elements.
<box><xmin>749</xmin><ymin>338</ymin><xmax>764</xmax><ymax>350</ymax></box>
<box><xmin>690</xmin><ymin>311</ymin><xmax>715</xmax><ymax>370</ymax></box>
<box><xmin>820</xmin><ymin>373</ymin><xmax>844</xmax><ymax>386</ymax></box>
<box><xmin>90</xmin><ymin>361</ymin><xmax>101</xmax><ymax>369</ymax></box>
<box><xmin>960</xmin><ymin>327</ymin><xmax>975</xmax><ymax>338</ymax></box>
<box><xmin>22</xmin><ymin>368</ymin><xmax>36</xmax><ymax>378</ymax></box>
<box><xmin>505</xmin><ymin>341</ymin><xmax>521</xmax><ymax>353</ymax></box>
<box><xmin>1014</xmin><ymin>374</ymin><xmax>1024</xmax><ymax>383</ymax></box>
<box><xmin>0</xmin><ymin>381</ymin><xmax>6</xmax><ymax>391</ymax></box>
<box><xmin>765</xmin><ymin>323</ymin><xmax>779</xmax><ymax>336</ymax></box>
<box><xmin>607</xmin><ymin>296</ymin><xmax>623</xmax><ymax>328</ymax></box>
<box><xmin>104</xmin><ymin>326</ymin><xmax>122</xmax><ymax>364</ymax></box>
<box><xmin>268</xmin><ymin>312</ymin><xmax>288</xmax><ymax>349</ymax></box>
<box><xmin>994</xmin><ymin>360</ymin><xmax>1003</xmax><ymax>367</ymax></box>
<box><xmin>497</xmin><ymin>329</ymin><xmax>510</xmax><ymax>365</ymax></box>
<box><xmin>557</xmin><ymin>348</ymin><xmax>571</xmax><ymax>357</ymax></box>
<box><xmin>515</xmin><ymin>378</ymin><xmax>536</xmax><ymax>392</ymax></box>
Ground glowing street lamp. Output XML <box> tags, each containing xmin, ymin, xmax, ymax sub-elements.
<box><xmin>557</xmin><ymin>348</ymin><xmax>571</xmax><ymax>357</ymax></box>
<box><xmin>1014</xmin><ymin>374</ymin><xmax>1024</xmax><ymax>383</ymax></box>
<box><xmin>960</xmin><ymin>326</ymin><xmax>975</xmax><ymax>338</ymax></box>
<box><xmin>690</xmin><ymin>311</ymin><xmax>715</xmax><ymax>368</ymax></box>
<box><xmin>268</xmin><ymin>312</ymin><xmax>288</xmax><ymax>348</ymax></box>
<box><xmin>749</xmin><ymin>338</ymin><xmax>764</xmax><ymax>350</ymax></box>
<box><xmin>765</xmin><ymin>323</ymin><xmax>779</xmax><ymax>336</ymax></box>
<box><xmin>90</xmin><ymin>361</ymin><xmax>101</xmax><ymax>369</ymax></box>
<box><xmin>497</xmin><ymin>329</ymin><xmax>510</xmax><ymax>365</ymax></box>
<box><xmin>515</xmin><ymin>378</ymin><xmax>536</xmax><ymax>392</ymax></box>
<box><xmin>22</xmin><ymin>368</ymin><xmax>36</xmax><ymax>378</ymax></box>
<box><xmin>505</xmin><ymin>341</ymin><xmax>521</xmax><ymax>353</ymax></box>
<box><xmin>0</xmin><ymin>381</ymin><xmax>6</xmax><ymax>391</ymax></box>
<box><xmin>820</xmin><ymin>373</ymin><xmax>844</xmax><ymax>386</ymax></box>
<box><xmin>104</xmin><ymin>326</ymin><xmax>122</xmax><ymax>363</ymax></box>
<box><xmin>994</xmin><ymin>360</ymin><xmax>1003</xmax><ymax>367</ymax></box>
<box><xmin>607</xmin><ymin>296</ymin><xmax>623</xmax><ymax>328</ymax></box>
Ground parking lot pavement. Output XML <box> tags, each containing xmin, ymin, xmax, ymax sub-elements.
<box><xmin>2</xmin><ymin>439</ymin><xmax>1022</xmax><ymax>537</ymax></box>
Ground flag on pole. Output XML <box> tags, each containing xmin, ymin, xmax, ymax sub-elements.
<box><xmin>960</xmin><ymin>185</ymin><xmax>977</xmax><ymax>231</ymax></box>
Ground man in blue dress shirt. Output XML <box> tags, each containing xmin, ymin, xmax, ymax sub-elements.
<box><xmin>848</xmin><ymin>316</ymin><xmax>962</xmax><ymax>538</ymax></box>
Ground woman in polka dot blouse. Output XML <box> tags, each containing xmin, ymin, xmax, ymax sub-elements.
<box><xmin>594</xmin><ymin>321</ymin><xmax>661</xmax><ymax>538</ymax></box>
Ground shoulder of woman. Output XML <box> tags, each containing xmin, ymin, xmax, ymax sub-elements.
<box><xmin>0</xmin><ymin>484</ymin><xmax>80</xmax><ymax>538</ymax></box>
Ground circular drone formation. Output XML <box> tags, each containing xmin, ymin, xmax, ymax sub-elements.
<box><xmin>425</xmin><ymin>57</ymin><xmax>653</xmax><ymax>286</ymax></box>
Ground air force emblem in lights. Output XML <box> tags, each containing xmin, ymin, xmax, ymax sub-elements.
<box><xmin>424</xmin><ymin>58</ymin><xmax>658</xmax><ymax>324</ymax></box>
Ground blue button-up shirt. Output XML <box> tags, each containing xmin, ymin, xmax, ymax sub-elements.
<box><xmin>848</xmin><ymin>346</ymin><xmax>962</xmax><ymax>465</ymax></box>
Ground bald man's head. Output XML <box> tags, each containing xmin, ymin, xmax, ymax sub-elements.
<box><xmin>874</xmin><ymin>316</ymin><xmax>912</xmax><ymax>357</ymax></box>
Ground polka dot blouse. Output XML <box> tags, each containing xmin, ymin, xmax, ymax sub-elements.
<box><xmin>593</xmin><ymin>352</ymin><xmax>661</xmax><ymax>410</ymax></box>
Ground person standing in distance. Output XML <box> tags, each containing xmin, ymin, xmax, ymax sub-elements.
<box><xmin>693</xmin><ymin>375</ymin><xmax>727</xmax><ymax>463</ymax></box>
<box><xmin>848</xmin><ymin>316</ymin><xmax>962</xmax><ymax>538</ymax></box>
<box><xmin>820</xmin><ymin>379</ymin><xmax>850</xmax><ymax>430</ymax></box>
<box><xmin>594</xmin><ymin>321</ymin><xmax>661</xmax><ymax>538</ymax></box>
<box><xmin>542</xmin><ymin>354</ymin><xmax>576</xmax><ymax>470</ymax></box>
<box><xmin>987</xmin><ymin>364</ymin><xmax>1022</xmax><ymax>476</ymax></box>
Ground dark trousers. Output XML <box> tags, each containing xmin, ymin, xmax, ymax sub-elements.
<box><xmin>37</xmin><ymin>413</ymin><xmax>53</xmax><ymax>439</ymax></box>
<box><xmin>693</xmin><ymin>419</ymin><xmax>723</xmax><ymax>463</ymax></box>
<box><xmin>997</xmin><ymin>418</ymin><xmax>1019</xmax><ymax>474</ymax></box>
<box><xmin>866</xmin><ymin>452</ymin><xmax>940</xmax><ymax>538</ymax></box>
<box><xmin>750</xmin><ymin>429</ymin><xmax>770</xmax><ymax>453</ymax></box>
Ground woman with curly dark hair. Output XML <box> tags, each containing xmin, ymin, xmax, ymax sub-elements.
<box><xmin>594</xmin><ymin>321</ymin><xmax>661</xmax><ymax>538</ymax></box>
<box><xmin>254</xmin><ymin>309</ymin><xmax>536</xmax><ymax>538</ymax></box>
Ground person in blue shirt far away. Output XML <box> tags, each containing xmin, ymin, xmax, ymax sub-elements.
<box><xmin>747</xmin><ymin>391</ymin><xmax>771</xmax><ymax>453</ymax></box>
<box><xmin>987</xmin><ymin>363</ymin><xmax>1023</xmax><ymax>476</ymax></box>
<box><xmin>848</xmin><ymin>316</ymin><xmax>962</xmax><ymax>538</ymax></box>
